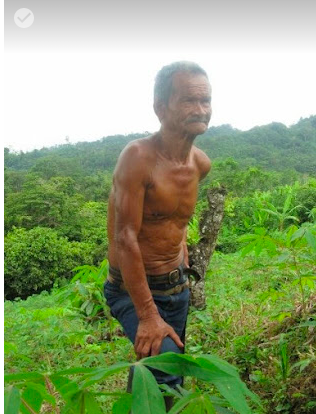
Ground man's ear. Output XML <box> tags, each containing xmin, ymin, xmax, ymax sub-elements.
<box><xmin>153</xmin><ymin>100</ymin><xmax>166</xmax><ymax>122</ymax></box>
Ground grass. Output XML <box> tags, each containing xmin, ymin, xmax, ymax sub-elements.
<box><xmin>4</xmin><ymin>251</ymin><xmax>316</xmax><ymax>413</ymax></box>
<box><xmin>187</xmin><ymin>252</ymin><xmax>316</xmax><ymax>413</ymax></box>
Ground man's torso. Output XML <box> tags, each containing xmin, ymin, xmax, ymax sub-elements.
<box><xmin>107</xmin><ymin>135</ymin><xmax>210</xmax><ymax>275</ymax></box>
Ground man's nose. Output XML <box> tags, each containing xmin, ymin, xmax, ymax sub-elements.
<box><xmin>193</xmin><ymin>101</ymin><xmax>209</xmax><ymax>115</ymax></box>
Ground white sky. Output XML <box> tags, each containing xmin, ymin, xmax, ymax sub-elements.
<box><xmin>4</xmin><ymin>50</ymin><xmax>316</xmax><ymax>153</ymax></box>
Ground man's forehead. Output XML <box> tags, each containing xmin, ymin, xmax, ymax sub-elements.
<box><xmin>171</xmin><ymin>72</ymin><xmax>211</xmax><ymax>95</ymax></box>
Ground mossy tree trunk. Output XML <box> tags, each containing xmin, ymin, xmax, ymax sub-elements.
<box><xmin>188</xmin><ymin>187</ymin><xmax>226</xmax><ymax>309</ymax></box>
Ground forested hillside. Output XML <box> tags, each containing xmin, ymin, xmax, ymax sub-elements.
<box><xmin>4</xmin><ymin>116</ymin><xmax>316</xmax><ymax>413</ymax></box>
<box><xmin>5</xmin><ymin>116</ymin><xmax>316</xmax><ymax>175</ymax></box>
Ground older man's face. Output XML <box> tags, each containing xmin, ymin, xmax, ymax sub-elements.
<box><xmin>163</xmin><ymin>72</ymin><xmax>212</xmax><ymax>136</ymax></box>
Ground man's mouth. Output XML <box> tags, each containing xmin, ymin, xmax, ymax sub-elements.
<box><xmin>186</xmin><ymin>117</ymin><xmax>209</xmax><ymax>124</ymax></box>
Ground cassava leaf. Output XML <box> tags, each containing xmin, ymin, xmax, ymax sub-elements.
<box><xmin>4</xmin><ymin>386</ymin><xmax>21</xmax><ymax>414</ymax></box>
<box><xmin>112</xmin><ymin>394</ymin><xmax>132</xmax><ymax>414</ymax></box>
<box><xmin>132</xmin><ymin>364</ymin><xmax>166</xmax><ymax>414</ymax></box>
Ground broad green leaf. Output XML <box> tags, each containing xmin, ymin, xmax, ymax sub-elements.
<box><xmin>196</xmin><ymin>356</ymin><xmax>260</xmax><ymax>413</ymax></box>
<box><xmin>112</xmin><ymin>394</ymin><xmax>132</xmax><ymax>414</ymax></box>
<box><xmin>22</xmin><ymin>382</ymin><xmax>55</xmax><ymax>405</ymax></box>
<box><xmin>4</xmin><ymin>386</ymin><xmax>20</xmax><ymax>414</ymax></box>
<box><xmin>80</xmin><ymin>362</ymin><xmax>131</xmax><ymax>388</ymax></box>
<box><xmin>95</xmin><ymin>259</ymin><xmax>109</xmax><ymax>280</ymax></box>
<box><xmin>132</xmin><ymin>364</ymin><xmax>166</xmax><ymax>414</ymax></box>
<box><xmin>49</xmin><ymin>374</ymin><xmax>79</xmax><ymax>401</ymax></box>
<box><xmin>4</xmin><ymin>372</ymin><xmax>44</xmax><ymax>382</ymax></box>
<box><xmin>20</xmin><ymin>387</ymin><xmax>43</xmax><ymax>414</ymax></box>
<box><xmin>213</xmin><ymin>380</ymin><xmax>251</xmax><ymax>414</ymax></box>
<box><xmin>254</xmin><ymin>241</ymin><xmax>263</xmax><ymax>257</ymax></box>
<box><xmin>305</xmin><ymin>230</ymin><xmax>316</xmax><ymax>251</ymax></box>
<box><xmin>62</xmin><ymin>390</ymin><xmax>85</xmax><ymax>414</ymax></box>
<box><xmin>213</xmin><ymin>407</ymin><xmax>234</xmax><ymax>414</ymax></box>
<box><xmin>286</xmin><ymin>216</ymin><xmax>299</xmax><ymax>222</ymax></box>
<box><xmin>55</xmin><ymin>367</ymin><xmax>97</xmax><ymax>375</ymax></box>
<box><xmin>241</xmin><ymin>241</ymin><xmax>257</xmax><ymax>257</ymax></box>
<box><xmin>168</xmin><ymin>392</ymin><xmax>205</xmax><ymax>414</ymax></box>
<box><xmin>142</xmin><ymin>353</ymin><xmax>207</xmax><ymax>379</ymax></box>
<box><xmin>262</xmin><ymin>209</ymin><xmax>279</xmax><ymax>217</ymax></box>
<box><xmin>210</xmin><ymin>397</ymin><xmax>234</xmax><ymax>414</ymax></box>
<box><xmin>282</xmin><ymin>193</ymin><xmax>292</xmax><ymax>214</ymax></box>
<box><xmin>86</xmin><ymin>301</ymin><xmax>94</xmax><ymax>316</ymax></box>
<box><xmin>203</xmin><ymin>396</ymin><xmax>217</xmax><ymax>414</ymax></box>
<box><xmin>238</xmin><ymin>234</ymin><xmax>257</xmax><ymax>243</ymax></box>
<box><xmin>142</xmin><ymin>351</ymin><xmax>258</xmax><ymax>413</ymax></box>
<box><xmin>80</xmin><ymin>299</ymin><xmax>90</xmax><ymax>311</ymax></box>
<box><xmin>196</xmin><ymin>355</ymin><xmax>239</xmax><ymax>378</ymax></box>
<box><xmin>290</xmin><ymin>227</ymin><xmax>305</xmax><ymax>242</ymax></box>
<box><xmin>84</xmin><ymin>391</ymin><xmax>103</xmax><ymax>414</ymax></box>
<box><xmin>159</xmin><ymin>384</ymin><xmax>184</xmax><ymax>399</ymax></box>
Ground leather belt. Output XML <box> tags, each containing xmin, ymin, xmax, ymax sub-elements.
<box><xmin>107</xmin><ymin>263</ymin><xmax>190</xmax><ymax>296</ymax></box>
<box><xmin>107</xmin><ymin>274</ymin><xmax>189</xmax><ymax>296</ymax></box>
<box><xmin>109</xmin><ymin>264</ymin><xmax>185</xmax><ymax>285</ymax></box>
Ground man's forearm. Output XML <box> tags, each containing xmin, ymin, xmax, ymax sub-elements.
<box><xmin>116</xmin><ymin>232</ymin><xmax>184</xmax><ymax>359</ymax></box>
<box><xmin>117</xmin><ymin>239</ymin><xmax>159</xmax><ymax>320</ymax></box>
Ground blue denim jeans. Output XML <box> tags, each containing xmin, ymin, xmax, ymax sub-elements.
<box><xmin>104</xmin><ymin>276</ymin><xmax>190</xmax><ymax>387</ymax></box>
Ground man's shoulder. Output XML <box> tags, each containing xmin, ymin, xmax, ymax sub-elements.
<box><xmin>192</xmin><ymin>146</ymin><xmax>211</xmax><ymax>179</ymax></box>
<box><xmin>121</xmin><ymin>136</ymin><xmax>155</xmax><ymax>161</ymax></box>
<box><xmin>114</xmin><ymin>136</ymin><xmax>155</xmax><ymax>183</ymax></box>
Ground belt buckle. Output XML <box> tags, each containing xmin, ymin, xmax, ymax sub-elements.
<box><xmin>168</xmin><ymin>269</ymin><xmax>180</xmax><ymax>284</ymax></box>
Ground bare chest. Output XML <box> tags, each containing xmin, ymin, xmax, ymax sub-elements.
<box><xmin>143</xmin><ymin>163</ymin><xmax>199</xmax><ymax>221</ymax></box>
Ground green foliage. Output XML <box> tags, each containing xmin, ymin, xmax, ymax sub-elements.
<box><xmin>57</xmin><ymin>259</ymin><xmax>109</xmax><ymax>323</ymax></box>
<box><xmin>4</xmin><ymin>227</ymin><xmax>94</xmax><ymax>299</ymax></box>
<box><xmin>4</xmin><ymin>352</ymin><xmax>261</xmax><ymax>414</ymax></box>
<box><xmin>217</xmin><ymin>180</ymin><xmax>316</xmax><ymax>253</ymax></box>
<box><xmin>187</xmin><ymin>216</ymin><xmax>201</xmax><ymax>246</ymax></box>
<box><xmin>261</xmin><ymin>187</ymin><xmax>301</xmax><ymax>231</ymax></box>
<box><xmin>4</xmin><ymin>173</ymin><xmax>84</xmax><ymax>235</ymax></box>
<box><xmin>239</xmin><ymin>223</ymin><xmax>316</xmax><ymax>316</ymax></box>
<box><xmin>4</xmin><ymin>249</ymin><xmax>315</xmax><ymax>413</ymax></box>
<box><xmin>197</xmin><ymin>116</ymin><xmax>316</xmax><ymax>174</ymax></box>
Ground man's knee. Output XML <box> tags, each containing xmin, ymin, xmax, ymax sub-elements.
<box><xmin>160</xmin><ymin>336</ymin><xmax>183</xmax><ymax>355</ymax></box>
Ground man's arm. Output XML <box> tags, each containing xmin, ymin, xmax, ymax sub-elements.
<box><xmin>113</xmin><ymin>142</ymin><xmax>184</xmax><ymax>359</ymax></box>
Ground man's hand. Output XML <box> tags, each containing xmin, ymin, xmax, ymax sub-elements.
<box><xmin>134</xmin><ymin>314</ymin><xmax>184</xmax><ymax>360</ymax></box>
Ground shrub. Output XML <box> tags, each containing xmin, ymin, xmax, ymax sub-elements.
<box><xmin>4</xmin><ymin>227</ymin><xmax>93</xmax><ymax>299</ymax></box>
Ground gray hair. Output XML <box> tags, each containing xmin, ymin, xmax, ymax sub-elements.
<box><xmin>154</xmin><ymin>61</ymin><xmax>208</xmax><ymax>105</ymax></box>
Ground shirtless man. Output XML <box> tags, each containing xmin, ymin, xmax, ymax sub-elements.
<box><xmin>104</xmin><ymin>61</ymin><xmax>212</xmax><ymax>391</ymax></box>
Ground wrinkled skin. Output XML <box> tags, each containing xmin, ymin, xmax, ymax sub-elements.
<box><xmin>107</xmin><ymin>72</ymin><xmax>212</xmax><ymax>359</ymax></box>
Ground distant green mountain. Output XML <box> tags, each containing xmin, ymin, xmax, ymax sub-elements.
<box><xmin>4</xmin><ymin>116</ymin><xmax>316</xmax><ymax>175</ymax></box>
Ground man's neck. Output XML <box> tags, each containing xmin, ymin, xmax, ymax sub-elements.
<box><xmin>154</xmin><ymin>128</ymin><xmax>196</xmax><ymax>163</ymax></box>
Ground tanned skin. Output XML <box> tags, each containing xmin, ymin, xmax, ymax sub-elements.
<box><xmin>107</xmin><ymin>72</ymin><xmax>212</xmax><ymax>360</ymax></box>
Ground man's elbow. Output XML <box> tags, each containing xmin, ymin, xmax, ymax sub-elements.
<box><xmin>116</xmin><ymin>228</ymin><xmax>139</xmax><ymax>252</ymax></box>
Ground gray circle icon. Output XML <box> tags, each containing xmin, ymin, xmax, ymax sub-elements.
<box><xmin>14</xmin><ymin>8</ymin><xmax>34</xmax><ymax>28</ymax></box>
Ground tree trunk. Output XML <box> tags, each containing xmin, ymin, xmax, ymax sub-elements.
<box><xmin>188</xmin><ymin>187</ymin><xmax>227</xmax><ymax>309</ymax></box>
